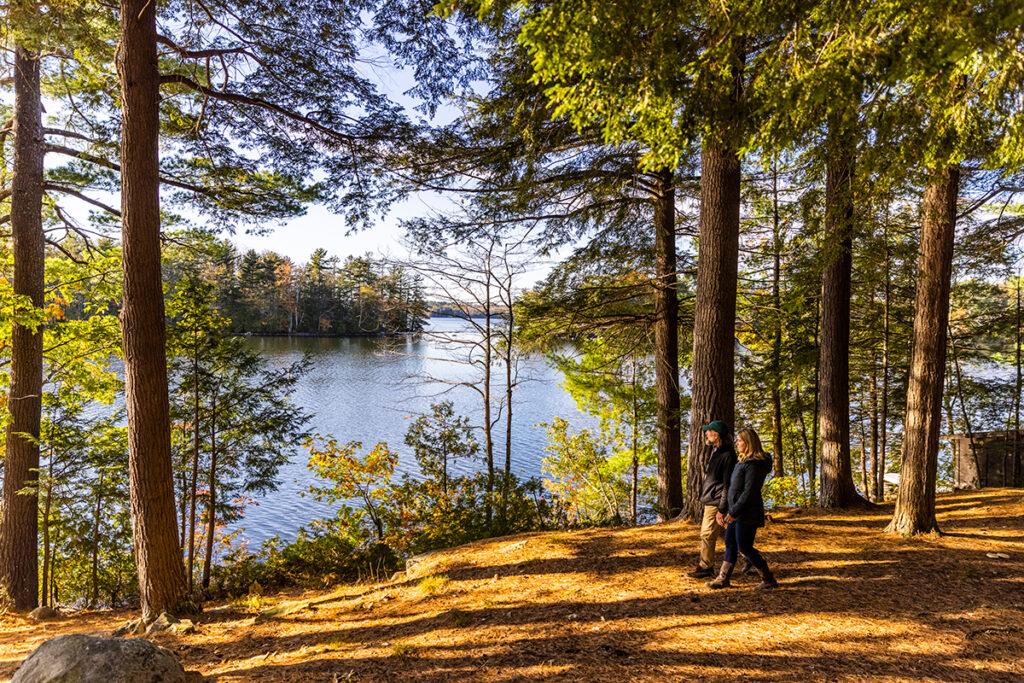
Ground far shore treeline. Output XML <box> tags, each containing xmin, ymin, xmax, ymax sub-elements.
<box><xmin>164</xmin><ymin>236</ymin><xmax>428</xmax><ymax>337</ymax></box>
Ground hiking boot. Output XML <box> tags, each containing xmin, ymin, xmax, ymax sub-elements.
<box><xmin>706</xmin><ymin>561</ymin><xmax>734</xmax><ymax>589</ymax></box>
<box><xmin>755</xmin><ymin>565</ymin><xmax>778</xmax><ymax>589</ymax></box>
<box><xmin>686</xmin><ymin>565</ymin><xmax>713</xmax><ymax>579</ymax></box>
<box><xmin>738</xmin><ymin>557</ymin><xmax>755</xmax><ymax>575</ymax></box>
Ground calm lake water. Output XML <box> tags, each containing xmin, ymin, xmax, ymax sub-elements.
<box><xmin>237</xmin><ymin>317</ymin><xmax>594</xmax><ymax>546</ymax></box>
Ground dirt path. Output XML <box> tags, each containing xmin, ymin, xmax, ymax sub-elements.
<box><xmin>2</xmin><ymin>489</ymin><xmax>1022</xmax><ymax>682</ymax></box>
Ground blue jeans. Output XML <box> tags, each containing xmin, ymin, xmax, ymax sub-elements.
<box><xmin>723</xmin><ymin>520</ymin><xmax>768</xmax><ymax>569</ymax></box>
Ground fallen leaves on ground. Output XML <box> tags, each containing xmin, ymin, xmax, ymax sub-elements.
<box><xmin>2</xmin><ymin>488</ymin><xmax>1022</xmax><ymax>682</ymax></box>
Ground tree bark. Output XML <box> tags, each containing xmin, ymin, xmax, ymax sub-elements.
<box><xmin>631</xmin><ymin>357</ymin><xmax>640</xmax><ymax>525</ymax></box>
<box><xmin>1015</xmin><ymin>276</ymin><xmax>1022</xmax><ymax>487</ymax></box>
<box><xmin>771</xmin><ymin>162</ymin><xmax>785</xmax><ymax>477</ymax></box>
<box><xmin>118</xmin><ymin>0</ymin><xmax>188</xmax><ymax>617</ymax></box>
<box><xmin>40</xmin><ymin>456</ymin><xmax>53</xmax><ymax>609</ymax></box>
<box><xmin>887</xmin><ymin>165</ymin><xmax>960</xmax><ymax>536</ymax></box>
<box><xmin>92</xmin><ymin>477</ymin><xmax>103</xmax><ymax>607</ymax></box>
<box><xmin>483</xmin><ymin>264</ymin><xmax>493</xmax><ymax>526</ymax></box>
<box><xmin>811</xmin><ymin>300</ymin><xmax>820</xmax><ymax>504</ymax></box>
<box><xmin>202</xmin><ymin>392</ymin><xmax>217</xmax><ymax>590</ymax></box>
<box><xmin>0</xmin><ymin>44</ymin><xmax>45</xmax><ymax>611</ymax></box>
<box><xmin>869</xmin><ymin>363</ymin><xmax>879</xmax><ymax>503</ymax></box>
<box><xmin>652</xmin><ymin>168</ymin><xmax>682</xmax><ymax>519</ymax></box>
<box><xmin>685</xmin><ymin>141</ymin><xmax>740</xmax><ymax>521</ymax></box>
<box><xmin>818</xmin><ymin>115</ymin><xmax>864</xmax><ymax>508</ymax></box>
<box><xmin>950</xmin><ymin>330</ymin><xmax>981</xmax><ymax>482</ymax></box>
<box><xmin>878</xmin><ymin>224</ymin><xmax>891</xmax><ymax>501</ymax></box>
<box><xmin>187</xmin><ymin>352</ymin><xmax>200</xmax><ymax>592</ymax></box>
<box><xmin>502</xmin><ymin>294</ymin><xmax>514</xmax><ymax>530</ymax></box>
<box><xmin>795</xmin><ymin>386</ymin><xmax>813</xmax><ymax>491</ymax></box>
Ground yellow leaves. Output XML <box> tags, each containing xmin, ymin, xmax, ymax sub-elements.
<box><xmin>45</xmin><ymin>300</ymin><xmax>66</xmax><ymax>322</ymax></box>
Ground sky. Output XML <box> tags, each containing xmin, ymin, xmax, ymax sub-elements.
<box><xmin>230</xmin><ymin>200</ymin><xmax>413</xmax><ymax>265</ymax></box>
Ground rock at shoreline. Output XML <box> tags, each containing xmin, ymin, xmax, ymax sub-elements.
<box><xmin>12</xmin><ymin>634</ymin><xmax>190</xmax><ymax>682</ymax></box>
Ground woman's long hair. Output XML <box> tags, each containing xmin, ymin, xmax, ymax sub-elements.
<box><xmin>736</xmin><ymin>428</ymin><xmax>770</xmax><ymax>462</ymax></box>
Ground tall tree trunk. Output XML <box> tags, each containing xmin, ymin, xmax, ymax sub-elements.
<box><xmin>631</xmin><ymin>357</ymin><xmax>640</xmax><ymax>525</ymax></box>
<box><xmin>869</xmin><ymin>363</ymin><xmax>880</xmax><ymax>503</ymax></box>
<box><xmin>49</xmin><ymin>525</ymin><xmax>58</xmax><ymax>606</ymax></box>
<box><xmin>202</xmin><ymin>392</ymin><xmax>217</xmax><ymax>590</ymax></box>
<box><xmin>187</xmin><ymin>353</ymin><xmax>200</xmax><ymax>592</ymax></box>
<box><xmin>812</xmin><ymin>299</ymin><xmax>820</xmax><ymax>505</ymax></box>
<box><xmin>483</xmin><ymin>266</ymin><xmax>494</xmax><ymax>526</ymax></box>
<box><xmin>92</xmin><ymin>475</ymin><xmax>103</xmax><ymax>607</ymax></box>
<box><xmin>652</xmin><ymin>168</ymin><xmax>682</xmax><ymax>519</ymax></box>
<box><xmin>819</xmin><ymin>115</ymin><xmax>864</xmax><ymax>508</ymax></box>
<box><xmin>503</xmin><ymin>303</ymin><xmax>513</xmax><ymax>530</ymax></box>
<box><xmin>179</xmin><ymin>425</ymin><xmax>188</xmax><ymax>548</ymax></box>
<box><xmin>770</xmin><ymin>161</ymin><xmax>785</xmax><ymax>477</ymax></box>
<box><xmin>950</xmin><ymin>331</ymin><xmax>981</xmax><ymax>483</ymax></box>
<box><xmin>685</xmin><ymin>141</ymin><xmax>740</xmax><ymax>521</ymax></box>
<box><xmin>859</xmin><ymin>416</ymin><xmax>868</xmax><ymax>498</ymax></box>
<box><xmin>878</xmin><ymin>223</ymin><xmax>891</xmax><ymax>501</ymax></box>
<box><xmin>40</xmin><ymin>456</ymin><xmax>53</xmax><ymax>609</ymax></box>
<box><xmin>118</xmin><ymin>0</ymin><xmax>188</xmax><ymax>617</ymax></box>
<box><xmin>795</xmin><ymin>386</ymin><xmax>813</xmax><ymax>493</ymax></box>
<box><xmin>1015</xmin><ymin>275</ymin><xmax>1022</xmax><ymax>486</ymax></box>
<box><xmin>887</xmin><ymin>165</ymin><xmax>960</xmax><ymax>535</ymax></box>
<box><xmin>0</xmin><ymin>44</ymin><xmax>45</xmax><ymax>611</ymax></box>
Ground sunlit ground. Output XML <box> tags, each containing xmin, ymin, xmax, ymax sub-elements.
<box><xmin>2</xmin><ymin>489</ymin><xmax>1022</xmax><ymax>682</ymax></box>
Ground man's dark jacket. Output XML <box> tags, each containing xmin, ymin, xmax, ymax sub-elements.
<box><xmin>727</xmin><ymin>456</ymin><xmax>773</xmax><ymax>527</ymax></box>
<box><xmin>699</xmin><ymin>444</ymin><xmax>737</xmax><ymax>513</ymax></box>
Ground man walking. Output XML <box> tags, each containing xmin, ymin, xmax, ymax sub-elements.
<box><xmin>686</xmin><ymin>420</ymin><xmax>736</xmax><ymax>579</ymax></box>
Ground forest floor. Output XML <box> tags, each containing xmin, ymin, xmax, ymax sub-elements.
<box><xmin>1</xmin><ymin>488</ymin><xmax>1023</xmax><ymax>682</ymax></box>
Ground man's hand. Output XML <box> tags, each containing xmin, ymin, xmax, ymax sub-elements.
<box><xmin>716</xmin><ymin>511</ymin><xmax>725</xmax><ymax>527</ymax></box>
<box><xmin>725</xmin><ymin>513</ymin><xmax>735</xmax><ymax>524</ymax></box>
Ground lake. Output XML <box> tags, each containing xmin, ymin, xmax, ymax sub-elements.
<box><xmin>236</xmin><ymin>317</ymin><xmax>594</xmax><ymax>546</ymax></box>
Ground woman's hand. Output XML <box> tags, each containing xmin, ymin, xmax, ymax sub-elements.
<box><xmin>725</xmin><ymin>513</ymin><xmax>735</xmax><ymax>524</ymax></box>
<box><xmin>716</xmin><ymin>511</ymin><xmax>725</xmax><ymax>527</ymax></box>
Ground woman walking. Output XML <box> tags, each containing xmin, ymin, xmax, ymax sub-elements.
<box><xmin>707</xmin><ymin>427</ymin><xmax>778</xmax><ymax>590</ymax></box>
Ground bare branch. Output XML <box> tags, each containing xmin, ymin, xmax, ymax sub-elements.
<box><xmin>44</xmin><ymin>183</ymin><xmax>121</xmax><ymax>216</ymax></box>
<box><xmin>157</xmin><ymin>34</ymin><xmax>254</xmax><ymax>59</ymax></box>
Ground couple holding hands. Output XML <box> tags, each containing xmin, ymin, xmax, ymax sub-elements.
<box><xmin>686</xmin><ymin>420</ymin><xmax>778</xmax><ymax>590</ymax></box>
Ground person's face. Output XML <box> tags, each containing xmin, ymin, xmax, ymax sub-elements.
<box><xmin>737</xmin><ymin>434</ymin><xmax>749</xmax><ymax>455</ymax></box>
<box><xmin>705</xmin><ymin>430</ymin><xmax>721</xmax><ymax>447</ymax></box>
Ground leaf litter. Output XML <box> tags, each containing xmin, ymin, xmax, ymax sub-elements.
<box><xmin>1</xmin><ymin>488</ymin><xmax>1022</xmax><ymax>682</ymax></box>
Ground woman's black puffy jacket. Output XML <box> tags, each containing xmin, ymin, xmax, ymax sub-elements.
<box><xmin>727</xmin><ymin>456</ymin><xmax>772</xmax><ymax>527</ymax></box>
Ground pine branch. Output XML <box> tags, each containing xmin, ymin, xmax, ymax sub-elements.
<box><xmin>159</xmin><ymin>73</ymin><xmax>359</xmax><ymax>142</ymax></box>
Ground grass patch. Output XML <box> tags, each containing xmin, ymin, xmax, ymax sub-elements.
<box><xmin>547</xmin><ymin>533</ymin><xmax>570</xmax><ymax>546</ymax></box>
<box><xmin>417</xmin><ymin>574</ymin><xmax>450</xmax><ymax>597</ymax></box>
<box><xmin>857</xmin><ymin>543</ymin><xmax>880</xmax><ymax>553</ymax></box>
<box><xmin>390</xmin><ymin>642</ymin><xmax>416</xmax><ymax>658</ymax></box>
<box><xmin>233</xmin><ymin>593</ymin><xmax>276</xmax><ymax>612</ymax></box>
<box><xmin>321</xmin><ymin>636</ymin><xmax>348</xmax><ymax>652</ymax></box>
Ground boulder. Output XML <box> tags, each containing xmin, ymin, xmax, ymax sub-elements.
<box><xmin>145</xmin><ymin>612</ymin><xmax>197</xmax><ymax>635</ymax></box>
<box><xmin>28</xmin><ymin>606</ymin><xmax>60</xmax><ymax>621</ymax></box>
<box><xmin>12</xmin><ymin>634</ymin><xmax>188</xmax><ymax>683</ymax></box>
<box><xmin>145</xmin><ymin>612</ymin><xmax>178</xmax><ymax>634</ymax></box>
<box><xmin>168</xmin><ymin>619</ymin><xmax>196</xmax><ymax>635</ymax></box>
<box><xmin>111</xmin><ymin>619</ymin><xmax>146</xmax><ymax>637</ymax></box>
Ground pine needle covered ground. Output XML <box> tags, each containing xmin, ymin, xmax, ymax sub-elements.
<box><xmin>1</xmin><ymin>489</ymin><xmax>1022</xmax><ymax>682</ymax></box>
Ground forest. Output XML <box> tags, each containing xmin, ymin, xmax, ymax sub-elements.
<box><xmin>0</xmin><ymin>0</ymin><xmax>1023</xmax><ymax>665</ymax></box>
